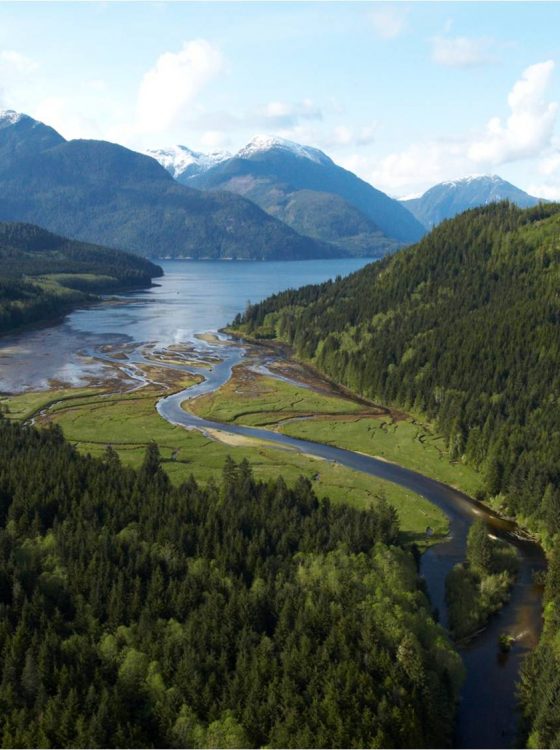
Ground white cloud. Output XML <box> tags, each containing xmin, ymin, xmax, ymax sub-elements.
<box><xmin>262</xmin><ymin>120</ymin><xmax>378</xmax><ymax>155</ymax></box>
<box><xmin>468</xmin><ymin>60</ymin><xmax>558</xmax><ymax>164</ymax></box>
<box><xmin>348</xmin><ymin>60</ymin><xmax>559</xmax><ymax>195</ymax></box>
<box><xmin>347</xmin><ymin>138</ymin><xmax>468</xmax><ymax>194</ymax></box>
<box><xmin>431</xmin><ymin>35</ymin><xmax>495</xmax><ymax>68</ymax></box>
<box><xmin>32</xmin><ymin>96</ymin><xmax>103</xmax><ymax>140</ymax></box>
<box><xmin>370</xmin><ymin>6</ymin><xmax>407</xmax><ymax>40</ymax></box>
<box><xmin>261</xmin><ymin>99</ymin><xmax>322</xmax><ymax>127</ymax></box>
<box><xmin>526</xmin><ymin>182</ymin><xmax>560</xmax><ymax>201</ymax></box>
<box><xmin>326</xmin><ymin>124</ymin><xmax>377</xmax><ymax>147</ymax></box>
<box><xmin>200</xmin><ymin>130</ymin><xmax>230</xmax><ymax>149</ymax></box>
<box><xmin>136</xmin><ymin>39</ymin><xmax>224</xmax><ymax>135</ymax></box>
<box><xmin>538</xmin><ymin>152</ymin><xmax>560</xmax><ymax>176</ymax></box>
<box><xmin>0</xmin><ymin>50</ymin><xmax>38</xmax><ymax>73</ymax></box>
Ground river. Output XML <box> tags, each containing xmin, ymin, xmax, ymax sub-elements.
<box><xmin>0</xmin><ymin>259</ymin><xmax>545</xmax><ymax>748</ymax></box>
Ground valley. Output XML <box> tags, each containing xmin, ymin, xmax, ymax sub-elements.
<box><xmin>2</xmin><ymin>4</ymin><xmax>559</xmax><ymax>747</ymax></box>
<box><xmin>0</xmin><ymin>255</ymin><xmax>547</xmax><ymax>748</ymax></box>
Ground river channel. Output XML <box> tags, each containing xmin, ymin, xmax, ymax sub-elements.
<box><xmin>0</xmin><ymin>259</ymin><xmax>545</xmax><ymax>748</ymax></box>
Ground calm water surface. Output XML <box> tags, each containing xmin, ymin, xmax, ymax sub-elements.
<box><xmin>70</xmin><ymin>258</ymin><xmax>371</xmax><ymax>343</ymax></box>
<box><xmin>0</xmin><ymin>259</ymin><xmax>370</xmax><ymax>391</ymax></box>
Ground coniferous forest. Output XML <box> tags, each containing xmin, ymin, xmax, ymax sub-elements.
<box><xmin>0</xmin><ymin>417</ymin><xmax>463</xmax><ymax>748</ymax></box>
<box><xmin>233</xmin><ymin>201</ymin><xmax>560</xmax><ymax>745</ymax></box>
<box><xmin>0</xmin><ymin>222</ymin><xmax>162</xmax><ymax>334</ymax></box>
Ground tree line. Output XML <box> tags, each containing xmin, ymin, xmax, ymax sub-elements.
<box><xmin>0</xmin><ymin>221</ymin><xmax>162</xmax><ymax>334</ymax></box>
<box><xmin>0</xmin><ymin>418</ymin><xmax>463</xmax><ymax>748</ymax></box>
<box><xmin>233</xmin><ymin>201</ymin><xmax>560</xmax><ymax>746</ymax></box>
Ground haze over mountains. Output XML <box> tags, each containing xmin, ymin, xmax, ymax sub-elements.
<box><xmin>402</xmin><ymin>175</ymin><xmax>543</xmax><ymax>229</ymax></box>
<box><xmin>0</xmin><ymin>111</ymin><xmax>343</xmax><ymax>261</ymax></box>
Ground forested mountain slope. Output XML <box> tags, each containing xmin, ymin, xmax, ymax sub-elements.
<box><xmin>184</xmin><ymin>135</ymin><xmax>425</xmax><ymax>254</ymax></box>
<box><xmin>234</xmin><ymin>202</ymin><xmax>560</xmax><ymax>537</ymax></box>
<box><xmin>0</xmin><ymin>222</ymin><xmax>162</xmax><ymax>334</ymax></box>
<box><xmin>234</xmin><ymin>201</ymin><xmax>560</xmax><ymax>747</ymax></box>
<box><xmin>0</xmin><ymin>418</ymin><xmax>462</xmax><ymax>747</ymax></box>
<box><xmin>0</xmin><ymin>111</ymin><xmax>340</xmax><ymax>260</ymax></box>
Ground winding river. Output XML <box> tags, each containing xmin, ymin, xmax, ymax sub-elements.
<box><xmin>149</xmin><ymin>338</ymin><xmax>545</xmax><ymax>749</ymax></box>
<box><xmin>0</xmin><ymin>259</ymin><xmax>546</xmax><ymax>748</ymax></box>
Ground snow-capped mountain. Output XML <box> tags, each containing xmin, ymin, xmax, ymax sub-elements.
<box><xmin>179</xmin><ymin>135</ymin><xmax>425</xmax><ymax>250</ymax></box>
<box><xmin>236</xmin><ymin>134</ymin><xmax>334</xmax><ymax>166</ymax></box>
<box><xmin>0</xmin><ymin>109</ymin><xmax>65</xmax><ymax>161</ymax></box>
<box><xmin>0</xmin><ymin>109</ymin><xmax>338</xmax><ymax>261</ymax></box>
<box><xmin>401</xmin><ymin>175</ymin><xmax>544</xmax><ymax>229</ymax></box>
<box><xmin>0</xmin><ymin>109</ymin><xmax>25</xmax><ymax>128</ymax></box>
<box><xmin>146</xmin><ymin>145</ymin><xmax>231</xmax><ymax>180</ymax></box>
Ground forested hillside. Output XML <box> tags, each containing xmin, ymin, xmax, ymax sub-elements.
<box><xmin>0</xmin><ymin>222</ymin><xmax>161</xmax><ymax>334</ymax></box>
<box><xmin>0</xmin><ymin>112</ymin><xmax>343</xmax><ymax>260</ymax></box>
<box><xmin>0</xmin><ymin>417</ymin><xmax>462</xmax><ymax>748</ymax></box>
<box><xmin>234</xmin><ymin>202</ymin><xmax>560</xmax><ymax>538</ymax></box>
<box><xmin>232</xmin><ymin>201</ymin><xmax>560</xmax><ymax>747</ymax></box>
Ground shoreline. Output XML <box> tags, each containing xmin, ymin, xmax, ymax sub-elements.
<box><xmin>226</xmin><ymin>329</ymin><xmax>544</xmax><ymax>549</ymax></box>
<box><xmin>0</xmin><ymin>278</ymin><xmax>160</xmax><ymax>343</ymax></box>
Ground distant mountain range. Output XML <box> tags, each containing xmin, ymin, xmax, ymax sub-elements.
<box><xmin>4</xmin><ymin>108</ymin><xmax>543</xmax><ymax>262</ymax></box>
<box><xmin>401</xmin><ymin>175</ymin><xmax>543</xmax><ymax>229</ymax></box>
<box><xmin>0</xmin><ymin>111</ymin><xmax>342</xmax><ymax>261</ymax></box>
<box><xmin>151</xmin><ymin>135</ymin><xmax>426</xmax><ymax>257</ymax></box>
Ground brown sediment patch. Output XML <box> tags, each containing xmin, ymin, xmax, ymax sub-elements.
<box><xmin>166</xmin><ymin>343</ymin><xmax>196</xmax><ymax>353</ymax></box>
<box><xmin>202</xmin><ymin>427</ymin><xmax>270</xmax><ymax>449</ymax></box>
<box><xmin>135</xmin><ymin>364</ymin><xmax>203</xmax><ymax>391</ymax></box>
<box><xmin>47</xmin><ymin>366</ymin><xmax>135</xmax><ymax>393</ymax></box>
<box><xmin>195</xmin><ymin>332</ymin><xmax>223</xmax><ymax>344</ymax></box>
<box><xmin>98</xmin><ymin>343</ymin><xmax>135</xmax><ymax>357</ymax></box>
<box><xmin>144</xmin><ymin>352</ymin><xmax>214</xmax><ymax>369</ymax></box>
<box><xmin>272</xmin><ymin>411</ymin><xmax>388</xmax><ymax>427</ymax></box>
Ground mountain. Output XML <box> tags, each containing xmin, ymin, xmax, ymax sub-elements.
<box><xmin>172</xmin><ymin>135</ymin><xmax>425</xmax><ymax>256</ymax></box>
<box><xmin>0</xmin><ymin>111</ymin><xmax>341</xmax><ymax>260</ymax></box>
<box><xmin>402</xmin><ymin>175</ymin><xmax>543</xmax><ymax>229</ymax></box>
<box><xmin>0</xmin><ymin>221</ymin><xmax>162</xmax><ymax>334</ymax></box>
<box><xmin>233</xmin><ymin>201</ymin><xmax>560</xmax><ymax>543</ymax></box>
<box><xmin>146</xmin><ymin>144</ymin><xmax>231</xmax><ymax>180</ymax></box>
<box><xmin>0</xmin><ymin>109</ymin><xmax>64</xmax><ymax>162</ymax></box>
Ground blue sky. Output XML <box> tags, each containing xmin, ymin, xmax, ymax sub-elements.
<box><xmin>1</xmin><ymin>1</ymin><xmax>559</xmax><ymax>198</ymax></box>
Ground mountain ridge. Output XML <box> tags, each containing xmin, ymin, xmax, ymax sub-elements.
<box><xmin>0</xmin><ymin>111</ymin><xmax>343</xmax><ymax>261</ymax></box>
<box><xmin>402</xmin><ymin>175</ymin><xmax>543</xmax><ymax>228</ymax></box>
<box><xmin>151</xmin><ymin>134</ymin><xmax>425</xmax><ymax>256</ymax></box>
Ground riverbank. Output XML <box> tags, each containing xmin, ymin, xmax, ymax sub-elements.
<box><xmin>160</xmin><ymin>334</ymin><xmax>545</xmax><ymax>749</ymax></box>
<box><xmin>1</xmin><ymin>340</ymin><xmax>441</xmax><ymax>546</ymax></box>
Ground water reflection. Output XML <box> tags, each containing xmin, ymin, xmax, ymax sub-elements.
<box><xmin>0</xmin><ymin>258</ymin><xmax>369</xmax><ymax>392</ymax></box>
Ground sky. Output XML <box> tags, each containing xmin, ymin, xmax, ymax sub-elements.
<box><xmin>1</xmin><ymin>1</ymin><xmax>560</xmax><ymax>198</ymax></box>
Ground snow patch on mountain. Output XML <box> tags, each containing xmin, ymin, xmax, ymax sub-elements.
<box><xmin>0</xmin><ymin>109</ymin><xmax>25</xmax><ymax>128</ymax></box>
<box><xmin>147</xmin><ymin>145</ymin><xmax>231</xmax><ymax>179</ymax></box>
<box><xmin>236</xmin><ymin>135</ymin><xmax>333</xmax><ymax>165</ymax></box>
<box><xmin>439</xmin><ymin>175</ymin><xmax>502</xmax><ymax>189</ymax></box>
